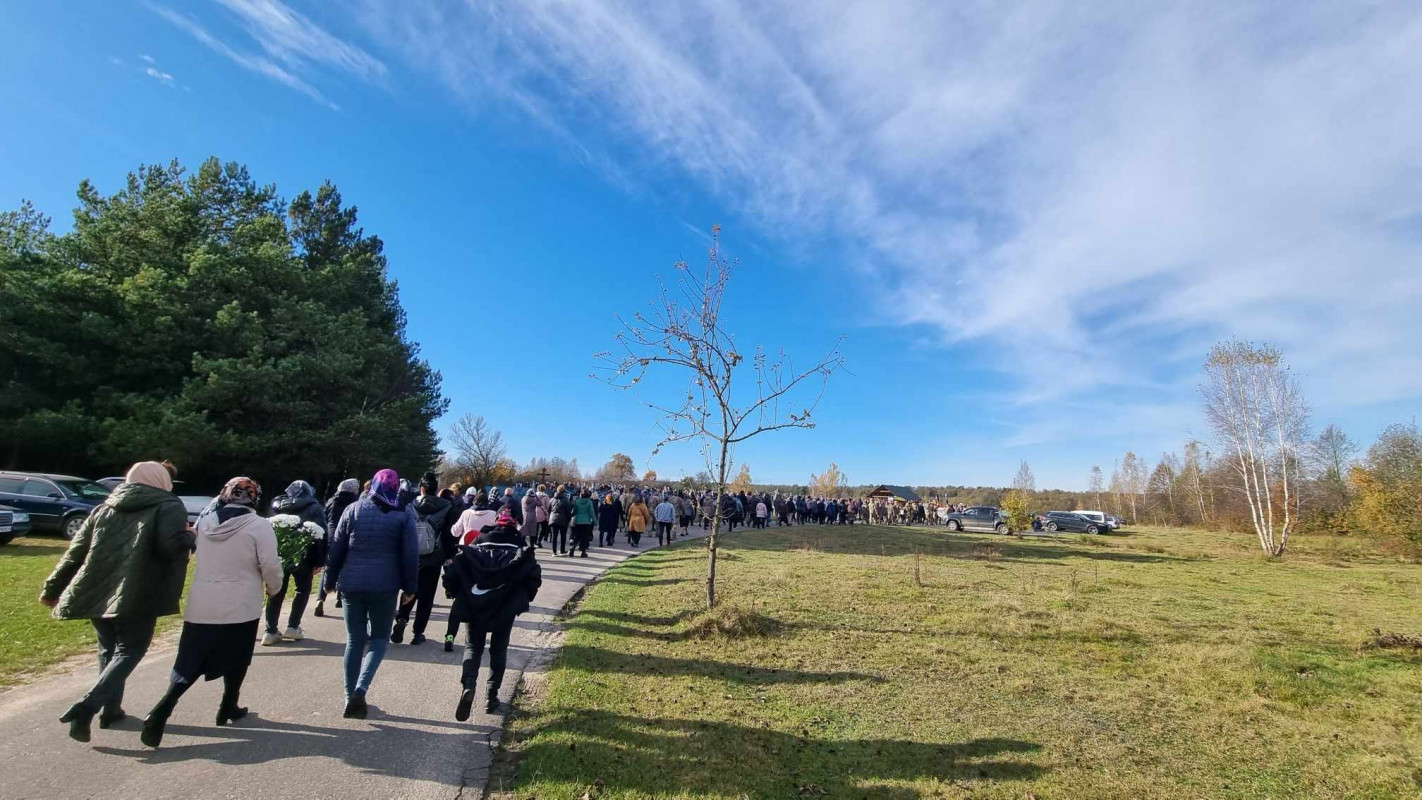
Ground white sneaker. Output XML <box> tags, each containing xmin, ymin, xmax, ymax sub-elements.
<box><xmin>283</xmin><ymin>626</ymin><xmax>303</xmax><ymax>642</ymax></box>
<box><xmin>261</xmin><ymin>631</ymin><xmax>282</xmax><ymax>646</ymax></box>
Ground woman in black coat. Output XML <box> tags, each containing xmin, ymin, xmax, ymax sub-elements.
<box><xmin>596</xmin><ymin>493</ymin><xmax>620</xmax><ymax>548</ymax></box>
<box><xmin>445</xmin><ymin>512</ymin><xmax>541</xmax><ymax>719</ymax></box>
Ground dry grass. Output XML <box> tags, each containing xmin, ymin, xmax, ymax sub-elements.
<box><xmin>497</xmin><ymin>524</ymin><xmax>1422</xmax><ymax>799</ymax></box>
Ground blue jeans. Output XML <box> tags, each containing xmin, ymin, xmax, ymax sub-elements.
<box><xmin>341</xmin><ymin>591</ymin><xmax>397</xmax><ymax>697</ymax></box>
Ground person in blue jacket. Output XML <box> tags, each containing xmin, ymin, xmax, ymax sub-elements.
<box><xmin>325</xmin><ymin>468</ymin><xmax>417</xmax><ymax>720</ymax></box>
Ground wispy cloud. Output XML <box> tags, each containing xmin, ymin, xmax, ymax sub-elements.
<box><xmin>149</xmin><ymin>0</ymin><xmax>387</xmax><ymax>110</ymax></box>
<box><xmin>362</xmin><ymin>1</ymin><xmax>1422</xmax><ymax>445</ymax></box>
<box><xmin>139</xmin><ymin>54</ymin><xmax>156</xmax><ymax>65</ymax></box>
<box><xmin>144</xmin><ymin>66</ymin><xmax>175</xmax><ymax>85</ymax></box>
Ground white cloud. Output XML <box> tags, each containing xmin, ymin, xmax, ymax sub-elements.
<box><xmin>364</xmin><ymin>2</ymin><xmax>1422</xmax><ymax>445</ymax></box>
<box><xmin>149</xmin><ymin>1</ymin><xmax>387</xmax><ymax>109</ymax></box>
<box><xmin>144</xmin><ymin>66</ymin><xmax>175</xmax><ymax>85</ymax></box>
<box><xmin>139</xmin><ymin>54</ymin><xmax>156</xmax><ymax>64</ymax></box>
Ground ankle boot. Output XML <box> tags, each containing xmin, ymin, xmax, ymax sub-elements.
<box><xmin>484</xmin><ymin>684</ymin><xmax>502</xmax><ymax>714</ymax></box>
<box><xmin>141</xmin><ymin>683</ymin><xmax>188</xmax><ymax>748</ymax></box>
<box><xmin>60</xmin><ymin>702</ymin><xmax>95</xmax><ymax>743</ymax></box>
<box><xmin>216</xmin><ymin>695</ymin><xmax>248</xmax><ymax>726</ymax></box>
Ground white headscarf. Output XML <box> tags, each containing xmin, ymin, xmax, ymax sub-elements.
<box><xmin>125</xmin><ymin>461</ymin><xmax>173</xmax><ymax>492</ymax></box>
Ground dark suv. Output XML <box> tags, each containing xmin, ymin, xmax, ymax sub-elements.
<box><xmin>943</xmin><ymin>506</ymin><xmax>1009</xmax><ymax>534</ymax></box>
<box><xmin>0</xmin><ymin>472</ymin><xmax>110</xmax><ymax>539</ymax></box>
<box><xmin>1042</xmin><ymin>511</ymin><xmax>1104</xmax><ymax>534</ymax></box>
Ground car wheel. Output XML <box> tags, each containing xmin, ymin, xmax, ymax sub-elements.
<box><xmin>948</xmin><ymin>520</ymin><xmax>961</xmax><ymax>531</ymax></box>
<box><xmin>995</xmin><ymin>523</ymin><xmax>1008</xmax><ymax>535</ymax></box>
<box><xmin>1087</xmin><ymin>525</ymin><xmax>1099</xmax><ymax>534</ymax></box>
<box><xmin>1046</xmin><ymin>521</ymin><xmax>1058</xmax><ymax>532</ymax></box>
<box><xmin>0</xmin><ymin>534</ymin><xmax>14</xmax><ymax>547</ymax></box>
<box><xmin>62</xmin><ymin>514</ymin><xmax>86</xmax><ymax>540</ymax></box>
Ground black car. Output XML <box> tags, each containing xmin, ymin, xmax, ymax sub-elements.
<box><xmin>0</xmin><ymin>504</ymin><xmax>33</xmax><ymax>546</ymax></box>
<box><xmin>0</xmin><ymin>472</ymin><xmax>110</xmax><ymax>539</ymax></box>
<box><xmin>943</xmin><ymin>506</ymin><xmax>1009</xmax><ymax>534</ymax></box>
<box><xmin>1042</xmin><ymin>511</ymin><xmax>1105</xmax><ymax>534</ymax></box>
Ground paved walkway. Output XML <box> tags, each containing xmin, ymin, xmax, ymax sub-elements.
<box><xmin>0</xmin><ymin>530</ymin><xmax>702</xmax><ymax>799</ymax></box>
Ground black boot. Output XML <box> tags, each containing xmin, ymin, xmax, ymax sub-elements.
<box><xmin>60</xmin><ymin>702</ymin><xmax>95</xmax><ymax>743</ymax></box>
<box><xmin>98</xmin><ymin>707</ymin><xmax>127</xmax><ymax>729</ymax></box>
<box><xmin>141</xmin><ymin>681</ymin><xmax>189</xmax><ymax>748</ymax></box>
<box><xmin>390</xmin><ymin>620</ymin><xmax>407</xmax><ymax>644</ymax></box>
<box><xmin>485</xmin><ymin>684</ymin><xmax>501</xmax><ymax>714</ymax></box>
<box><xmin>455</xmin><ymin>688</ymin><xmax>476</xmax><ymax>722</ymax></box>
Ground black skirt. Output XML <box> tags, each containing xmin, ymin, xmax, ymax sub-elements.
<box><xmin>172</xmin><ymin>619</ymin><xmax>259</xmax><ymax>682</ymax></box>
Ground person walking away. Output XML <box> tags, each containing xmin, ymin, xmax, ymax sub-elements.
<box><xmin>41</xmin><ymin>461</ymin><xmax>193</xmax><ymax>742</ymax></box>
<box><xmin>653</xmin><ymin>495</ymin><xmax>676</xmax><ymax>545</ymax></box>
<box><xmin>534</xmin><ymin>486</ymin><xmax>551</xmax><ymax>547</ymax></box>
<box><xmin>325</xmin><ymin>469</ymin><xmax>418</xmax><ymax>719</ymax></box>
<box><xmin>755</xmin><ymin>498</ymin><xmax>769</xmax><ymax>529</ymax></box>
<box><xmin>446</xmin><ymin>492</ymin><xmax>499</xmax><ymax>651</ymax></box>
<box><xmin>499</xmin><ymin>487</ymin><xmax>523</xmax><ymax>525</ymax></box>
<box><xmin>315</xmin><ymin>478</ymin><xmax>361</xmax><ymax>617</ymax></box>
<box><xmin>597</xmin><ymin>493</ymin><xmax>620</xmax><ymax>548</ymax></box>
<box><xmin>701</xmin><ymin>493</ymin><xmax>714</xmax><ymax>531</ymax></box>
<box><xmin>626</xmin><ymin>494</ymin><xmax>650</xmax><ymax>547</ymax></box>
<box><xmin>392</xmin><ymin>473</ymin><xmax>457</xmax><ymax>646</ymax></box>
<box><xmin>675</xmin><ymin>492</ymin><xmax>691</xmax><ymax>538</ymax></box>
<box><xmin>262</xmin><ymin>480</ymin><xmax>326</xmax><ymax>646</ymax></box>
<box><xmin>545</xmin><ymin>485</ymin><xmax>571</xmax><ymax>556</ymax></box>
<box><xmin>570</xmin><ymin>489</ymin><xmax>597</xmax><ymax>557</ymax></box>
<box><xmin>446</xmin><ymin>511</ymin><xmax>541</xmax><ymax>719</ymax></box>
<box><xmin>141</xmin><ymin>477</ymin><xmax>282</xmax><ymax>748</ymax></box>
<box><xmin>520</xmin><ymin>489</ymin><xmax>540</xmax><ymax>545</ymax></box>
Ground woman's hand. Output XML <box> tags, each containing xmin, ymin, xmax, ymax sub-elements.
<box><xmin>400</xmin><ymin>592</ymin><xmax>416</xmax><ymax>606</ymax></box>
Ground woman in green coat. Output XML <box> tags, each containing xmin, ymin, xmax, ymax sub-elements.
<box><xmin>39</xmin><ymin>461</ymin><xmax>194</xmax><ymax>743</ymax></box>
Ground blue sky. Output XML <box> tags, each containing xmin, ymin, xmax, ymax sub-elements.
<box><xmin>2</xmin><ymin>1</ymin><xmax>1419</xmax><ymax>490</ymax></box>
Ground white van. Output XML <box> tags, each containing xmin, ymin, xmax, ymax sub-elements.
<box><xmin>1073</xmin><ymin>510</ymin><xmax>1116</xmax><ymax>530</ymax></box>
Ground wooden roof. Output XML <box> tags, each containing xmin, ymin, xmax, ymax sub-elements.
<box><xmin>868</xmin><ymin>485</ymin><xmax>923</xmax><ymax>502</ymax></box>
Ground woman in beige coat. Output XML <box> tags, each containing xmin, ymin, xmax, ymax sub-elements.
<box><xmin>141</xmin><ymin>477</ymin><xmax>282</xmax><ymax>748</ymax></box>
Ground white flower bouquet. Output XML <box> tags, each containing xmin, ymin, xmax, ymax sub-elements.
<box><xmin>270</xmin><ymin>514</ymin><xmax>325</xmax><ymax>568</ymax></box>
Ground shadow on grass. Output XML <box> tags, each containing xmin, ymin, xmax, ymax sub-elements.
<box><xmin>723</xmin><ymin>526</ymin><xmax>1182</xmax><ymax>564</ymax></box>
<box><xmin>0</xmin><ymin>542</ymin><xmax>68</xmax><ymax>557</ymax></box>
<box><xmin>509</xmin><ymin>709</ymin><xmax>1045</xmax><ymax>797</ymax></box>
<box><xmin>559</xmin><ymin>644</ymin><xmax>875</xmax><ymax>685</ymax></box>
<box><xmin>598</xmin><ymin>576</ymin><xmax>689</xmax><ymax>587</ymax></box>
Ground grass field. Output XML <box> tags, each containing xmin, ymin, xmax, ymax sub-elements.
<box><xmin>0</xmin><ymin>536</ymin><xmax>187</xmax><ymax>688</ymax></box>
<box><xmin>496</xmin><ymin>524</ymin><xmax>1422</xmax><ymax>798</ymax></box>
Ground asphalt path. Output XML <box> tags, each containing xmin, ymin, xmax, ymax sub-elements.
<box><xmin>0</xmin><ymin>528</ymin><xmax>704</xmax><ymax>800</ymax></box>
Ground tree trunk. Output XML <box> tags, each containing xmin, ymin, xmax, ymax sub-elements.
<box><xmin>707</xmin><ymin>441</ymin><xmax>730</xmax><ymax>609</ymax></box>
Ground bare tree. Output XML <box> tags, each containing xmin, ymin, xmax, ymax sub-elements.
<box><xmin>1119</xmin><ymin>451</ymin><xmax>1145</xmax><ymax>522</ymax></box>
<box><xmin>1089</xmin><ymin>465</ymin><xmax>1105</xmax><ymax>510</ymax></box>
<box><xmin>1201</xmin><ymin>340</ymin><xmax>1310</xmax><ymax>556</ymax></box>
<box><xmin>447</xmin><ymin>413</ymin><xmax>506</xmax><ymax>489</ymax></box>
<box><xmin>1012</xmin><ymin>460</ymin><xmax>1037</xmax><ymax>493</ymax></box>
<box><xmin>1180</xmin><ymin>440</ymin><xmax>1210</xmax><ymax>525</ymax></box>
<box><xmin>598</xmin><ymin>226</ymin><xmax>844</xmax><ymax>607</ymax></box>
<box><xmin>1309</xmin><ymin>423</ymin><xmax>1358</xmax><ymax>513</ymax></box>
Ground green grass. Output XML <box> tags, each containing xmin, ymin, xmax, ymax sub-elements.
<box><xmin>497</xmin><ymin>525</ymin><xmax>1422</xmax><ymax>799</ymax></box>
<box><xmin>0</xmin><ymin>536</ymin><xmax>186</xmax><ymax>688</ymax></box>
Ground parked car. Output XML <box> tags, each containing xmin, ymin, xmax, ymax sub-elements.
<box><xmin>943</xmin><ymin>506</ymin><xmax>1009</xmax><ymax>534</ymax></box>
<box><xmin>100</xmin><ymin>477</ymin><xmax>212</xmax><ymax>524</ymax></box>
<box><xmin>1043</xmin><ymin>511</ymin><xmax>1105</xmax><ymax>534</ymax></box>
<box><xmin>1072</xmin><ymin>510</ymin><xmax>1117</xmax><ymax>530</ymax></box>
<box><xmin>1108</xmin><ymin>514</ymin><xmax>1127</xmax><ymax>529</ymax></box>
<box><xmin>0</xmin><ymin>504</ymin><xmax>32</xmax><ymax>545</ymax></box>
<box><xmin>0</xmin><ymin>472</ymin><xmax>110</xmax><ymax>539</ymax></box>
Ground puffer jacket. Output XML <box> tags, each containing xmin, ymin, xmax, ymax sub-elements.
<box><xmin>326</xmin><ymin>494</ymin><xmax>418</xmax><ymax>595</ymax></box>
<box><xmin>572</xmin><ymin>496</ymin><xmax>598</xmax><ymax>525</ymax></box>
<box><xmin>42</xmin><ymin>483</ymin><xmax>194</xmax><ymax>620</ymax></box>
<box><xmin>443</xmin><ymin>523</ymin><xmax>542</xmax><ymax>629</ymax></box>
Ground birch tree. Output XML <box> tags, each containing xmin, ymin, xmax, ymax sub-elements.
<box><xmin>598</xmin><ymin>227</ymin><xmax>844</xmax><ymax>607</ymax></box>
<box><xmin>1089</xmin><ymin>465</ymin><xmax>1105</xmax><ymax>510</ymax></box>
<box><xmin>1201</xmin><ymin>340</ymin><xmax>1310</xmax><ymax>556</ymax></box>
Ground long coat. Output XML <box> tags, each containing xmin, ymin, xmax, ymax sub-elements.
<box><xmin>42</xmin><ymin>483</ymin><xmax>193</xmax><ymax>620</ymax></box>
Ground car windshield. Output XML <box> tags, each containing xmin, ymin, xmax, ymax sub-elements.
<box><xmin>55</xmin><ymin>480</ymin><xmax>110</xmax><ymax>500</ymax></box>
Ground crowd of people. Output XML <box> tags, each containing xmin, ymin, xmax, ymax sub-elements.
<box><xmin>39</xmin><ymin>462</ymin><xmax>544</xmax><ymax>747</ymax></box>
<box><xmin>38</xmin><ymin>464</ymin><xmax>961</xmax><ymax>749</ymax></box>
